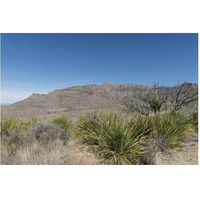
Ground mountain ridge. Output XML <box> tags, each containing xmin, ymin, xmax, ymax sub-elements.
<box><xmin>1</xmin><ymin>82</ymin><xmax>198</xmax><ymax>119</ymax></box>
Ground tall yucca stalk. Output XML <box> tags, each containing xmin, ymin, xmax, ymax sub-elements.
<box><xmin>74</xmin><ymin>112</ymin><xmax>146</xmax><ymax>165</ymax></box>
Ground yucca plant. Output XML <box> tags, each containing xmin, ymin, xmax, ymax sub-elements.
<box><xmin>0</xmin><ymin>119</ymin><xmax>17</xmax><ymax>136</ymax></box>
<box><xmin>74</xmin><ymin>112</ymin><xmax>147</xmax><ymax>165</ymax></box>
<box><xmin>152</xmin><ymin>111</ymin><xmax>192</xmax><ymax>151</ymax></box>
<box><xmin>1</xmin><ymin>118</ymin><xmax>38</xmax><ymax>136</ymax></box>
<box><xmin>50</xmin><ymin>115</ymin><xmax>71</xmax><ymax>131</ymax></box>
<box><xmin>150</xmin><ymin>98</ymin><xmax>162</xmax><ymax>114</ymax></box>
<box><xmin>18</xmin><ymin>119</ymin><xmax>36</xmax><ymax>131</ymax></box>
<box><xmin>128</xmin><ymin>115</ymin><xmax>153</xmax><ymax>138</ymax></box>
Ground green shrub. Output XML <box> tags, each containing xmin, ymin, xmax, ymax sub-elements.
<box><xmin>1</xmin><ymin>118</ymin><xmax>37</xmax><ymax>136</ymax></box>
<box><xmin>50</xmin><ymin>115</ymin><xmax>71</xmax><ymax>131</ymax></box>
<box><xmin>18</xmin><ymin>118</ymin><xmax>37</xmax><ymax>131</ymax></box>
<box><xmin>152</xmin><ymin>111</ymin><xmax>192</xmax><ymax>151</ymax></box>
<box><xmin>1</xmin><ymin>119</ymin><xmax>17</xmax><ymax>136</ymax></box>
<box><xmin>74</xmin><ymin>112</ymin><xmax>146</xmax><ymax>165</ymax></box>
<box><xmin>150</xmin><ymin>98</ymin><xmax>162</xmax><ymax>114</ymax></box>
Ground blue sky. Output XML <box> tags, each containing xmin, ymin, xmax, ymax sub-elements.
<box><xmin>1</xmin><ymin>33</ymin><xmax>198</xmax><ymax>104</ymax></box>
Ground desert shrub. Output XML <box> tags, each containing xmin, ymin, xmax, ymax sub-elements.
<box><xmin>149</xmin><ymin>98</ymin><xmax>162</xmax><ymax>114</ymax></box>
<box><xmin>5</xmin><ymin>133</ymin><xmax>26</xmax><ymax>155</ymax></box>
<box><xmin>74</xmin><ymin>112</ymin><xmax>145</xmax><ymax>165</ymax></box>
<box><xmin>152</xmin><ymin>111</ymin><xmax>192</xmax><ymax>151</ymax></box>
<box><xmin>18</xmin><ymin>118</ymin><xmax>37</xmax><ymax>131</ymax></box>
<box><xmin>1</xmin><ymin>121</ymin><xmax>69</xmax><ymax>164</ymax></box>
<box><xmin>30</xmin><ymin>122</ymin><xmax>69</xmax><ymax>145</ymax></box>
<box><xmin>1</xmin><ymin>129</ymin><xmax>35</xmax><ymax>155</ymax></box>
<box><xmin>188</xmin><ymin>112</ymin><xmax>198</xmax><ymax>133</ymax></box>
<box><xmin>50</xmin><ymin>115</ymin><xmax>71</xmax><ymax>131</ymax></box>
<box><xmin>0</xmin><ymin>119</ymin><xmax>17</xmax><ymax>136</ymax></box>
<box><xmin>1</xmin><ymin>119</ymin><xmax>34</xmax><ymax>155</ymax></box>
<box><xmin>140</xmin><ymin>110</ymin><xmax>193</xmax><ymax>164</ymax></box>
<box><xmin>0</xmin><ymin>118</ymin><xmax>37</xmax><ymax>136</ymax></box>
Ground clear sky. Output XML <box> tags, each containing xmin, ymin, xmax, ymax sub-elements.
<box><xmin>1</xmin><ymin>33</ymin><xmax>198</xmax><ymax>104</ymax></box>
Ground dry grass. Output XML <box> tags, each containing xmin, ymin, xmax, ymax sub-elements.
<box><xmin>66</xmin><ymin>140</ymin><xmax>98</xmax><ymax>165</ymax></box>
<box><xmin>1</xmin><ymin>120</ymin><xmax>70</xmax><ymax>165</ymax></box>
<box><xmin>1</xmin><ymin>119</ymin><xmax>98</xmax><ymax>165</ymax></box>
<box><xmin>1</xmin><ymin>138</ymin><xmax>69</xmax><ymax>165</ymax></box>
<box><xmin>15</xmin><ymin>139</ymin><xmax>69</xmax><ymax>165</ymax></box>
<box><xmin>1</xmin><ymin>139</ymin><xmax>99</xmax><ymax>165</ymax></box>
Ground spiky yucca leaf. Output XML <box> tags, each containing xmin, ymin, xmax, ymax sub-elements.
<box><xmin>153</xmin><ymin>111</ymin><xmax>192</xmax><ymax>151</ymax></box>
<box><xmin>74</xmin><ymin>112</ymin><xmax>146</xmax><ymax>165</ymax></box>
<box><xmin>128</xmin><ymin>115</ymin><xmax>153</xmax><ymax>138</ymax></box>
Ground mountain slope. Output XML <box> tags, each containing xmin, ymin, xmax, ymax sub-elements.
<box><xmin>1</xmin><ymin>82</ymin><xmax>197</xmax><ymax>119</ymax></box>
<box><xmin>1</xmin><ymin>83</ymin><xmax>146</xmax><ymax>118</ymax></box>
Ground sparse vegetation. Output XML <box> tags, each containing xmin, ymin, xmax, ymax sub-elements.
<box><xmin>1</xmin><ymin>108</ymin><xmax>198</xmax><ymax>165</ymax></box>
<box><xmin>169</xmin><ymin>82</ymin><xmax>198</xmax><ymax>111</ymax></box>
<box><xmin>1</xmin><ymin>117</ymin><xmax>70</xmax><ymax>164</ymax></box>
<box><xmin>123</xmin><ymin>82</ymin><xmax>169</xmax><ymax>115</ymax></box>
<box><xmin>31</xmin><ymin>122</ymin><xmax>69</xmax><ymax>145</ymax></box>
<box><xmin>123</xmin><ymin>82</ymin><xmax>198</xmax><ymax>116</ymax></box>
<box><xmin>1</xmin><ymin>81</ymin><xmax>198</xmax><ymax>165</ymax></box>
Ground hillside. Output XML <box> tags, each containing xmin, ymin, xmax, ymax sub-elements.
<box><xmin>1</xmin><ymin>82</ymin><xmax>198</xmax><ymax>119</ymax></box>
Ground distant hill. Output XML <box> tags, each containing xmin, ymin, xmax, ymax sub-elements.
<box><xmin>1</xmin><ymin>82</ymin><xmax>198</xmax><ymax>119</ymax></box>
